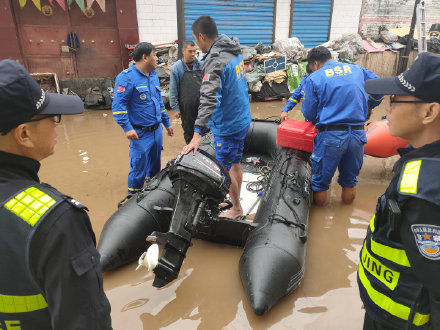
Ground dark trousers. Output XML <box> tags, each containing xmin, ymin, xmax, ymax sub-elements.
<box><xmin>363</xmin><ymin>312</ymin><xmax>399</xmax><ymax>330</ymax></box>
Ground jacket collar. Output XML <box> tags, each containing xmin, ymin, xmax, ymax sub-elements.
<box><xmin>394</xmin><ymin>139</ymin><xmax>440</xmax><ymax>173</ymax></box>
<box><xmin>0</xmin><ymin>151</ymin><xmax>40</xmax><ymax>182</ymax></box>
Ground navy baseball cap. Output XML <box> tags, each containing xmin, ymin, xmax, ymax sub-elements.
<box><xmin>0</xmin><ymin>59</ymin><xmax>84</xmax><ymax>134</ymax></box>
<box><xmin>365</xmin><ymin>52</ymin><xmax>440</xmax><ymax>103</ymax></box>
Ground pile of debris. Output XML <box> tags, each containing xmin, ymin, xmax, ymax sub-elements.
<box><xmin>242</xmin><ymin>38</ymin><xmax>307</xmax><ymax>101</ymax></box>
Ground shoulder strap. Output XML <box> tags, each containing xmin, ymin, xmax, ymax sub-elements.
<box><xmin>398</xmin><ymin>157</ymin><xmax>440</xmax><ymax>206</ymax></box>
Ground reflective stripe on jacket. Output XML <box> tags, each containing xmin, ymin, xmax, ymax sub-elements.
<box><xmin>358</xmin><ymin>154</ymin><xmax>440</xmax><ymax>328</ymax></box>
<box><xmin>0</xmin><ymin>185</ymin><xmax>61</xmax><ymax>329</ymax></box>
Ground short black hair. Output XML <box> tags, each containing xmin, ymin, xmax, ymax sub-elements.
<box><xmin>191</xmin><ymin>15</ymin><xmax>218</xmax><ymax>39</ymax></box>
<box><xmin>183</xmin><ymin>40</ymin><xmax>196</xmax><ymax>49</ymax></box>
<box><xmin>133</xmin><ymin>42</ymin><xmax>155</xmax><ymax>62</ymax></box>
<box><xmin>307</xmin><ymin>46</ymin><xmax>331</xmax><ymax>64</ymax></box>
<box><xmin>306</xmin><ymin>64</ymin><xmax>312</xmax><ymax>74</ymax></box>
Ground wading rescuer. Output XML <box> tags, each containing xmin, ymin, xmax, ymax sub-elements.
<box><xmin>182</xmin><ymin>16</ymin><xmax>252</xmax><ymax>219</ymax></box>
<box><xmin>280</xmin><ymin>64</ymin><xmax>312</xmax><ymax>121</ymax></box>
<box><xmin>0</xmin><ymin>60</ymin><xmax>112</xmax><ymax>329</ymax></box>
<box><xmin>301</xmin><ymin>46</ymin><xmax>383</xmax><ymax>206</ymax></box>
<box><xmin>358</xmin><ymin>53</ymin><xmax>440</xmax><ymax>329</ymax></box>
<box><xmin>112</xmin><ymin>42</ymin><xmax>174</xmax><ymax>194</ymax></box>
<box><xmin>170</xmin><ymin>40</ymin><xmax>203</xmax><ymax>143</ymax></box>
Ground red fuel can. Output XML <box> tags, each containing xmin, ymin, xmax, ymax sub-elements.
<box><xmin>276</xmin><ymin>119</ymin><xmax>318</xmax><ymax>153</ymax></box>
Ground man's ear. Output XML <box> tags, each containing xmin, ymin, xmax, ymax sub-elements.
<box><xmin>421</xmin><ymin>102</ymin><xmax>440</xmax><ymax>125</ymax></box>
<box><xmin>12</xmin><ymin>124</ymin><xmax>35</xmax><ymax>149</ymax></box>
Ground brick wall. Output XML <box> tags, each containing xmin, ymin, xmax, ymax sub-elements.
<box><xmin>136</xmin><ymin>0</ymin><xmax>178</xmax><ymax>44</ymax></box>
<box><xmin>330</xmin><ymin>0</ymin><xmax>364</xmax><ymax>40</ymax></box>
<box><xmin>360</xmin><ymin>0</ymin><xmax>440</xmax><ymax>38</ymax></box>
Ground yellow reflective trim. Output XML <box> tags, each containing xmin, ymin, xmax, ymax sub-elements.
<box><xmin>413</xmin><ymin>312</ymin><xmax>431</xmax><ymax>326</ymax></box>
<box><xmin>400</xmin><ymin>160</ymin><xmax>421</xmax><ymax>194</ymax></box>
<box><xmin>358</xmin><ymin>264</ymin><xmax>429</xmax><ymax>326</ymax></box>
<box><xmin>368</xmin><ymin>94</ymin><xmax>385</xmax><ymax>102</ymax></box>
<box><xmin>161</xmin><ymin>109</ymin><xmax>166</xmax><ymax>113</ymax></box>
<box><xmin>112</xmin><ymin>111</ymin><xmax>127</xmax><ymax>115</ymax></box>
<box><xmin>361</xmin><ymin>243</ymin><xmax>400</xmax><ymax>290</ymax></box>
<box><xmin>5</xmin><ymin>187</ymin><xmax>56</xmax><ymax>227</ymax></box>
<box><xmin>136</xmin><ymin>86</ymin><xmax>148</xmax><ymax>89</ymax></box>
<box><xmin>370</xmin><ymin>238</ymin><xmax>411</xmax><ymax>267</ymax></box>
<box><xmin>369</xmin><ymin>215</ymin><xmax>376</xmax><ymax>233</ymax></box>
<box><xmin>0</xmin><ymin>293</ymin><xmax>48</xmax><ymax>313</ymax></box>
<box><xmin>128</xmin><ymin>187</ymin><xmax>141</xmax><ymax>192</ymax></box>
<box><xmin>235</xmin><ymin>153</ymin><xmax>242</xmax><ymax>156</ymax></box>
<box><xmin>289</xmin><ymin>98</ymin><xmax>299</xmax><ymax>104</ymax></box>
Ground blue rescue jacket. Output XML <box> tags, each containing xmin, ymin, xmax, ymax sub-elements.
<box><xmin>282</xmin><ymin>73</ymin><xmax>309</xmax><ymax>112</ymax></box>
<box><xmin>301</xmin><ymin>60</ymin><xmax>383</xmax><ymax>128</ymax></box>
<box><xmin>194</xmin><ymin>34</ymin><xmax>251</xmax><ymax>137</ymax></box>
<box><xmin>112</xmin><ymin>65</ymin><xmax>170</xmax><ymax>132</ymax></box>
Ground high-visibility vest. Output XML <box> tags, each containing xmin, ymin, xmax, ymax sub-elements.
<box><xmin>0</xmin><ymin>184</ymin><xmax>63</xmax><ymax>329</ymax></box>
<box><xmin>358</xmin><ymin>158</ymin><xmax>440</xmax><ymax>328</ymax></box>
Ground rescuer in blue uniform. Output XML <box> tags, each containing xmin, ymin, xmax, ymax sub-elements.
<box><xmin>182</xmin><ymin>16</ymin><xmax>252</xmax><ymax>219</ymax></box>
<box><xmin>358</xmin><ymin>52</ymin><xmax>440</xmax><ymax>330</ymax></box>
<box><xmin>280</xmin><ymin>64</ymin><xmax>312</xmax><ymax>121</ymax></box>
<box><xmin>113</xmin><ymin>42</ymin><xmax>174</xmax><ymax>194</ymax></box>
<box><xmin>0</xmin><ymin>60</ymin><xmax>112</xmax><ymax>329</ymax></box>
<box><xmin>301</xmin><ymin>46</ymin><xmax>383</xmax><ymax>206</ymax></box>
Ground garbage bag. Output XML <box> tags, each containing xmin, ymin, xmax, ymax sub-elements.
<box><xmin>272</xmin><ymin>38</ymin><xmax>305</xmax><ymax>60</ymax></box>
<box><xmin>241</xmin><ymin>46</ymin><xmax>257</xmax><ymax>61</ymax></box>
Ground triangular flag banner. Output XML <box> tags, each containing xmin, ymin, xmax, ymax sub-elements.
<box><xmin>55</xmin><ymin>0</ymin><xmax>66</xmax><ymax>10</ymax></box>
<box><xmin>66</xmin><ymin>0</ymin><xmax>72</xmax><ymax>10</ymax></box>
<box><xmin>31</xmin><ymin>0</ymin><xmax>41</xmax><ymax>11</ymax></box>
<box><xmin>96</xmin><ymin>0</ymin><xmax>105</xmax><ymax>12</ymax></box>
<box><xmin>19</xmin><ymin>0</ymin><xmax>27</xmax><ymax>8</ymax></box>
<box><xmin>48</xmin><ymin>0</ymin><xmax>54</xmax><ymax>6</ymax></box>
<box><xmin>86</xmin><ymin>0</ymin><xmax>94</xmax><ymax>8</ymax></box>
<box><xmin>75</xmin><ymin>0</ymin><xmax>85</xmax><ymax>12</ymax></box>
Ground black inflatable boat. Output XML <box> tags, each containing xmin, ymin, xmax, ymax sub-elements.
<box><xmin>98</xmin><ymin>119</ymin><xmax>312</xmax><ymax>315</ymax></box>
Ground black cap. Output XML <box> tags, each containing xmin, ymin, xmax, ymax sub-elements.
<box><xmin>0</xmin><ymin>59</ymin><xmax>84</xmax><ymax>134</ymax></box>
<box><xmin>365</xmin><ymin>52</ymin><xmax>440</xmax><ymax>103</ymax></box>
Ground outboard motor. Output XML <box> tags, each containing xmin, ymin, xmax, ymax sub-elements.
<box><xmin>143</xmin><ymin>149</ymin><xmax>231</xmax><ymax>287</ymax></box>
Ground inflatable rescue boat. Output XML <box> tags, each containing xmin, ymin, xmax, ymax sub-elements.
<box><xmin>97</xmin><ymin>118</ymin><xmax>407</xmax><ymax>315</ymax></box>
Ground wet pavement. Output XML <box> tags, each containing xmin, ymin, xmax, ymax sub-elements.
<box><xmin>39</xmin><ymin>100</ymin><xmax>395</xmax><ymax>329</ymax></box>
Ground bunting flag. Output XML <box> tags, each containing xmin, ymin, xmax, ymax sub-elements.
<box><xmin>48</xmin><ymin>0</ymin><xmax>54</xmax><ymax>6</ymax></box>
<box><xmin>19</xmin><ymin>0</ymin><xmax>27</xmax><ymax>8</ymax></box>
<box><xmin>66</xmin><ymin>0</ymin><xmax>72</xmax><ymax>10</ymax></box>
<box><xmin>75</xmin><ymin>0</ymin><xmax>85</xmax><ymax>12</ymax></box>
<box><xmin>55</xmin><ymin>0</ymin><xmax>66</xmax><ymax>10</ymax></box>
<box><xmin>96</xmin><ymin>0</ymin><xmax>105</xmax><ymax>12</ymax></box>
<box><xmin>86</xmin><ymin>0</ymin><xmax>94</xmax><ymax>8</ymax></box>
<box><xmin>31</xmin><ymin>0</ymin><xmax>41</xmax><ymax>11</ymax></box>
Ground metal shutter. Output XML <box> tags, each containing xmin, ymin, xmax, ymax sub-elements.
<box><xmin>291</xmin><ymin>0</ymin><xmax>332</xmax><ymax>48</ymax></box>
<box><xmin>184</xmin><ymin>0</ymin><xmax>275</xmax><ymax>45</ymax></box>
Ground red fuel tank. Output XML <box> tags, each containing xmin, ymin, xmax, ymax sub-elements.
<box><xmin>276</xmin><ymin>120</ymin><xmax>317</xmax><ymax>153</ymax></box>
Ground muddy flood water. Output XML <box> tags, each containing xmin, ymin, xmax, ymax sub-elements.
<box><xmin>38</xmin><ymin>100</ymin><xmax>396</xmax><ymax>329</ymax></box>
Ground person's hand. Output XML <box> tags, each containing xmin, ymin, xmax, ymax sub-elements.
<box><xmin>281</xmin><ymin>111</ymin><xmax>289</xmax><ymax>122</ymax></box>
<box><xmin>174</xmin><ymin>112</ymin><xmax>181</xmax><ymax>119</ymax></box>
<box><xmin>166</xmin><ymin>126</ymin><xmax>174</xmax><ymax>137</ymax></box>
<box><xmin>125</xmin><ymin>129</ymin><xmax>139</xmax><ymax>140</ymax></box>
<box><xmin>182</xmin><ymin>132</ymin><xmax>202</xmax><ymax>155</ymax></box>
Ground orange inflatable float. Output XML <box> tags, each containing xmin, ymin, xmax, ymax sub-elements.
<box><xmin>277</xmin><ymin>119</ymin><xmax>408</xmax><ymax>158</ymax></box>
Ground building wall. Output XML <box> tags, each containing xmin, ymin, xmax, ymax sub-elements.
<box><xmin>329</xmin><ymin>0</ymin><xmax>364</xmax><ymax>40</ymax></box>
<box><xmin>360</xmin><ymin>0</ymin><xmax>440</xmax><ymax>38</ymax></box>
<box><xmin>136</xmin><ymin>0</ymin><xmax>177</xmax><ymax>44</ymax></box>
<box><xmin>274</xmin><ymin>0</ymin><xmax>291</xmax><ymax>41</ymax></box>
<box><xmin>135</xmin><ymin>0</ymin><xmax>372</xmax><ymax>46</ymax></box>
